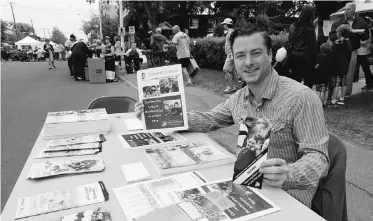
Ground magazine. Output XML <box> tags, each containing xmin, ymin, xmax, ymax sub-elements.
<box><xmin>233</xmin><ymin>117</ymin><xmax>272</xmax><ymax>189</ymax></box>
<box><xmin>137</xmin><ymin>191</ymin><xmax>235</xmax><ymax>221</ymax></box>
<box><xmin>117</xmin><ymin>131</ymin><xmax>187</xmax><ymax>149</ymax></box>
<box><xmin>145</xmin><ymin>141</ymin><xmax>235</xmax><ymax>175</ymax></box>
<box><xmin>46</xmin><ymin>134</ymin><xmax>106</xmax><ymax>147</ymax></box>
<box><xmin>175</xmin><ymin>179</ymin><xmax>280</xmax><ymax>221</ymax></box>
<box><xmin>27</xmin><ymin>158</ymin><xmax>105</xmax><ymax>179</ymax></box>
<box><xmin>113</xmin><ymin>171</ymin><xmax>207</xmax><ymax>221</ymax></box>
<box><xmin>60</xmin><ymin>208</ymin><xmax>111</xmax><ymax>221</ymax></box>
<box><xmin>44</xmin><ymin>142</ymin><xmax>102</xmax><ymax>152</ymax></box>
<box><xmin>36</xmin><ymin>148</ymin><xmax>101</xmax><ymax>159</ymax></box>
<box><xmin>45</xmin><ymin>109</ymin><xmax>108</xmax><ymax>124</ymax></box>
<box><xmin>137</xmin><ymin>64</ymin><xmax>188</xmax><ymax>131</ymax></box>
<box><xmin>15</xmin><ymin>181</ymin><xmax>109</xmax><ymax>219</ymax></box>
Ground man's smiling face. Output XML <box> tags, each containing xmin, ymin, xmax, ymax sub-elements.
<box><xmin>232</xmin><ymin>33</ymin><xmax>272</xmax><ymax>85</ymax></box>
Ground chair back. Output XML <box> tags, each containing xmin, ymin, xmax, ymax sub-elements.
<box><xmin>87</xmin><ymin>96</ymin><xmax>137</xmax><ymax>114</ymax></box>
<box><xmin>311</xmin><ymin>132</ymin><xmax>348</xmax><ymax>221</ymax></box>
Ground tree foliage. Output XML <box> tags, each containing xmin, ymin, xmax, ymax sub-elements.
<box><xmin>1</xmin><ymin>20</ymin><xmax>41</xmax><ymax>43</ymax></box>
<box><xmin>51</xmin><ymin>27</ymin><xmax>67</xmax><ymax>44</ymax></box>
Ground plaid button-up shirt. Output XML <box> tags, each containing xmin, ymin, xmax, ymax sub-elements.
<box><xmin>188</xmin><ymin>70</ymin><xmax>329</xmax><ymax>207</ymax></box>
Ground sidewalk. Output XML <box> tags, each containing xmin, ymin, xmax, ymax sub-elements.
<box><xmin>120</xmin><ymin>69</ymin><xmax>372</xmax><ymax>221</ymax></box>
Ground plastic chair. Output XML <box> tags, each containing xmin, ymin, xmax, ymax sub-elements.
<box><xmin>87</xmin><ymin>96</ymin><xmax>137</xmax><ymax>114</ymax></box>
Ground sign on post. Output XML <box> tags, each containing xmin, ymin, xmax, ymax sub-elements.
<box><xmin>129</xmin><ymin>26</ymin><xmax>135</xmax><ymax>34</ymax></box>
<box><xmin>118</xmin><ymin>27</ymin><xmax>125</xmax><ymax>36</ymax></box>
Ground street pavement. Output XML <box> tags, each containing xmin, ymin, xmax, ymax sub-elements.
<box><xmin>1</xmin><ymin>61</ymin><xmax>137</xmax><ymax>211</ymax></box>
<box><xmin>122</xmin><ymin>69</ymin><xmax>373</xmax><ymax>221</ymax></box>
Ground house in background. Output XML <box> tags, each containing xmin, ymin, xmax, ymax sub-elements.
<box><xmin>187</xmin><ymin>15</ymin><xmax>225</xmax><ymax>38</ymax></box>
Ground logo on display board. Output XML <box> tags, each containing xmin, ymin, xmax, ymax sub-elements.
<box><xmin>129</xmin><ymin>26</ymin><xmax>135</xmax><ymax>34</ymax></box>
<box><xmin>118</xmin><ymin>27</ymin><xmax>125</xmax><ymax>36</ymax></box>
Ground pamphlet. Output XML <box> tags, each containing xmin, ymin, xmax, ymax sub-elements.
<box><xmin>45</xmin><ymin>109</ymin><xmax>108</xmax><ymax>124</ymax></box>
<box><xmin>60</xmin><ymin>208</ymin><xmax>111</xmax><ymax>221</ymax></box>
<box><xmin>44</xmin><ymin>142</ymin><xmax>102</xmax><ymax>152</ymax></box>
<box><xmin>36</xmin><ymin>148</ymin><xmax>101</xmax><ymax>159</ymax></box>
<box><xmin>145</xmin><ymin>141</ymin><xmax>234</xmax><ymax>175</ymax></box>
<box><xmin>137</xmin><ymin>64</ymin><xmax>188</xmax><ymax>131</ymax></box>
<box><xmin>117</xmin><ymin>131</ymin><xmax>187</xmax><ymax>149</ymax></box>
<box><xmin>15</xmin><ymin>181</ymin><xmax>109</xmax><ymax>219</ymax></box>
<box><xmin>175</xmin><ymin>179</ymin><xmax>280</xmax><ymax>221</ymax></box>
<box><xmin>27</xmin><ymin>158</ymin><xmax>105</xmax><ymax>179</ymax></box>
<box><xmin>233</xmin><ymin>117</ymin><xmax>272</xmax><ymax>189</ymax></box>
<box><xmin>46</xmin><ymin>134</ymin><xmax>106</xmax><ymax>147</ymax></box>
<box><xmin>137</xmin><ymin>191</ymin><xmax>235</xmax><ymax>221</ymax></box>
<box><xmin>113</xmin><ymin>171</ymin><xmax>207</xmax><ymax>221</ymax></box>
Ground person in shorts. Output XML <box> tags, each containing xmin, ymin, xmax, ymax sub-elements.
<box><xmin>330</xmin><ymin>24</ymin><xmax>352</xmax><ymax>106</ymax></box>
<box><xmin>314</xmin><ymin>42</ymin><xmax>332</xmax><ymax>106</ymax></box>
<box><xmin>65</xmin><ymin>34</ymin><xmax>76</xmax><ymax>75</ymax></box>
<box><xmin>222</xmin><ymin>18</ymin><xmax>239</xmax><ymax>94</ymax></box>
<box><xmin>171</xmin><ymin>25</ymin><xmax>193</xmax><ymax>86</ymax></box>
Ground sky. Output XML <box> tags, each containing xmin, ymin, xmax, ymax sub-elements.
<box><xmin>0</xmin><ymin>0</ymin><xmax>100</xmax><ymax>40</ymax></box>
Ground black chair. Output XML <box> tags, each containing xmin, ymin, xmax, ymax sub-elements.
<box><xmin>87</xmin><ymin>96</ymin><xmax>137</xmax><ymax>114</ymax></box>
<box><xmin>311</xmin><ymin>132</ymin><xmax>348</xmax><ymax>221</ymax></box>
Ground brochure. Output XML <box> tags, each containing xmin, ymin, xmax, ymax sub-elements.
<box><xmin>27</xmin><ymin>158</ymin><xmax>105</xmax><ymax>179</ymax></box>
<box><xmin>46</xmin><ymin>134</ymin><xmax>106</xmax><ymax>147</ymax></box>
<box><xmin>36</xmin><ymin>148</ymin><xmax>101</xmax><ymax>159</ymax></box>
<box><xmin>145</xmin><ymin>141</ymin><xmax>234</xmax><ymax>175</ymax></box>
<box><xmin>233</xmin><ymin>117</ymin><xmax>272</xmax><ymax>189</ymax></box>
<box><xmin>15</xmin><ymin>181</ymin><xmax>109</xmax><ymax>219</ymax></box>
<box><xmin>45</xmin><ymin>109</ymin><xmax>108</xmax><ymax>124</ymax></box>
<box><xmin>137</xmin><ymin>64</ymin><xmax>188</xmax><ymax>131</ymax></box>
<box><xmin>113</xmin><ymin>171</ymin><xmax>207</xmax><ymax>221</ymax></box>
<box><xmin>175</xmin><ymin>179</ymin><xmax>280</xmax><ymax>221</ymax></box>
<box><xmin>44</xmin><ymin>142</ymin><xmax>102</xmax><ymax>152</ymax></box>
<box><xmin>60</xmin><ymin>208</ymin><xmax>111</xmax><ymax>221</ymax></box>
<box><xmin>117</xmin><ymin>131</ymin><xmax>187</xmax><ymax>149</ymax></box>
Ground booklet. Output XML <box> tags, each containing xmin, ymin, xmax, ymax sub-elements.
<box><xmin>175</xmin><ymin>179</ymin><xmax>280</xmax><ymax>221</ymax></box>
<box><xmin>45</xmin><ymin>109</ymin><xmax>108</xmax><ymax>124</ymax></box>
<box><xmin>46</xmin><ymin>134</ymin><xmax>106</xmax><ymax>147</ymax></box>
<box><xmin>145</xmin><ymin>141</ymin><xmax>234</xmax><ymax>175</ymax></box>
<box><xmin>44</xmin><ymin>142</ymin><xmax>102</xmax><ymax>152</ymax></box>
<box><xmin>60</xmin><ymin>208</ymin><xmax>111</xmax><ymax>221</ymax></box>
<box><xmin>233</xmin><ymin>117</ymin><xmax>272</xmax><ymax>189</ymax></box>
<box><xmin>137</xmin><ymin>191</ymin><xmax>235</xmax><ymax>221</ymax></box>
<box><xmin>36</xmin><ymin>148</ymin><xmax>101</xmax><ymax>159</ymax></box>
<box><xmin>27</xmin><ymin>158</ymin><xmax>105</xmax><ymax>179</ymax></box>
<box><xmin>15</xmin><ymin>181</ymin><xmax>109</xmax><ymax>219</ymax></box>
<box><xmin>137</xmin><ymin>64</ymin><xmax>188</xmax><ymax>131</ymax></box>
<box><xmin>113</xmin><ymin>171</ymin><xmax>207</xmax><ymax>221</ymax></box>
<box><xmin>117</xmin><ymin>131</ymin><xmax>187</xmax><ymax>149</ymax></box>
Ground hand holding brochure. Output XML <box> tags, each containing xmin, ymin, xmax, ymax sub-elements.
<box><xmin>137</xmin><ymin>64</ymin><xmax>188</xmax><ymax>131</ymax></box>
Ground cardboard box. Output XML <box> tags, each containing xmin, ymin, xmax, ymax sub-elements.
<box><xmin>88</xmin><ymin>58</ymin><xmax>106</xmax><ymax>84</ymax></box>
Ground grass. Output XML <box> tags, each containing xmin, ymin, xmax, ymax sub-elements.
<box><xmin>192</xmin><ymin>68</ymin><xmax>373</xmax><ymax>151</ymax></box>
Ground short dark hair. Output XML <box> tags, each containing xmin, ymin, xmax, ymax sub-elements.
<box><xmin>229</xmin><ymin>24</ymin><xmax>272</xmax><ymax>55</ymax></box>
<box><xmin>70</xmin><ymin>34</ymin><xmax>76</xmax><ymax>38</ymax></box>
<box><xmin>337</xmin><ymin>24</ymin><xmax>350</xmax><ymax>38</ymax></box>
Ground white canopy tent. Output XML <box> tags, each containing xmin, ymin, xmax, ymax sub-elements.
<box><xmin>15</xmin><ymin>36</ymin><xmax>43</xmax><ymax>50</ymax></box>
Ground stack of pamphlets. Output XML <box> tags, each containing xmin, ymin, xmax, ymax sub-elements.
<box><xmin>15</xmin><ymin>181</ymin><xmax>109</xmax><ymax>219</ymax></box>
<box><xmin>43</xmin><ymin>109</ymin><xmax>110</xmax><ymax>139</ymax></box>
<box><xmin>60</xmin><ymin>208</ymin><xmax>111</xmax><ymax>221</ymax></box>
<box><xmin>36</xmin><ymin>134</ymin><xmax>105</xmax><ymax>159</ymax></box>
<box><xmin>145</xmin><ymin>141</ymin><xmax>235</xmax><ymax>175</ymax></box>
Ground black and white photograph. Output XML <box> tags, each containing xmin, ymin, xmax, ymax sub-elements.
<box><xmin>163</xmin><ymin>99</ymin><xmax>183</xmax><ymax>117</ymax></box>
<box><xmin>160</xmin><ymin>77</ymin><xmax>179</xmax><ymax>94</ymax></box>
<box><xmin>142</xmin><ymin>85</ymin><xmax>161</xmax><ymax>98</ymax></box>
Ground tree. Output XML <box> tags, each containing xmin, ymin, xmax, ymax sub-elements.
<box><xmin>51</xmin><ymin>27</ymin><xmax>67</xmax><ymax>44</ymax></box>
<box><xmin>1</xmin><ymin>20</ymin><xmax>9</xmax><ymax>42</ymax></box>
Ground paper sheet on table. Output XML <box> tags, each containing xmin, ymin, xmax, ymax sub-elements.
<box><xmin>121</xmin><ymin>162</ymin><xmax>151</xmax><ymax>183</ymax></box>
<box><xmin>124</xmin><ymin>118</ymin><xmax>143</xmax><ymax>131</ymax></box>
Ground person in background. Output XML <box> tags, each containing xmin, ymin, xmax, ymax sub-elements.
<box><xmin>221</xmin><ymin>18</ymin><xmax>240</xmax><ymax>94</ymax></box>
<box><xmin>184</xmin><ymin>29</ymin><xmax>189</xmax><ymax>36</ymax></box>
<box><xmin>314</xmin><ymin>42</ymin><xmax>333</xmax><ymax>107</ymax></box>
<box><xmin>103</xmin><ymin>36</ymin><xmax>118</xmax><ymax>82</ymax></box>
<box><xmin>33</xmin><ymin>47</ymin><xmax>38</xmax><ymax>61</ymax></box>
<box><xmin>170</xmin><ymin>25</ymin><xmax>193</xmax><ymax>86</ymax></box>
<box><xmin>27</xmin><ymin>45</ymin><xmax>33</xmax><ymax>61</ymax></box>
<box><xmin>356</xmin><ymin>16</ymin><xmax>373</xmax><ymax>91</ymax></box>
<box><xmin>124</xmin><ymin>42</ymin><xmax>143</xmax><ymax>73</ymax></box>
<box><xmin>65</xmin><ymin>34</ymin><xmax>77</xmax><ymax>76</ymax></box>
<box><xmin>93</xmin><ymin>39</ymin><xmax>105</xmax><ymax>58</ymax></box>
<box><xmin>150</xmin><ymin>28</ymin><xmax>168</xmax><ymax>67</ymax></box>
<box><xmin>56</xmin><ymin>44</ymin><xmax>65</xmax><ymax>61</ymax></box>
<box><xmin>114</xmin><ymin>36</ymin><xmax>123</xmax><ymax>70</ymax></box>
<box><xmin>330</xmin><ymin>2</ymin><xmax>369</xmax><ymax>97</ymax></box>
<box><xmin>71</xmin><ymin>39</ymin><xmax>91</xmax><ymax>81</ymax></box>
<box><xmin>44</xmin><ymin>39</ymin><xmax>56</xmax><ymax>69</ymax></box>
<box><xmin>288</xmin><ymin>3</ymin><xmax>317</xmax><ymax>88</ymax></box>
<box><xmin>330</xmin><ymin>25</ymin><xmax>352</xmax><ymax>107</ymax></box>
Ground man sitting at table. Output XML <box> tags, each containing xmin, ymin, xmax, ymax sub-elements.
<box><xmin>134</xmin><ymin>24</ymin><xmax>329</xmax><ymax>208</ymax></box>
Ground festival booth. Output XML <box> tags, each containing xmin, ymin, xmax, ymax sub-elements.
<box><xmin>15</xmin><ymin>36</ymin><xmax>43</xmax><ymax>50</ymax></box>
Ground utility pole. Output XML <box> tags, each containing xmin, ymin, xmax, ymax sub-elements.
<box><xmin>98</xmin><ymin>0</ymin><xmax>103</xmax><ymax>39</ymax></box>
<box><xmin>119</xmin><ymin>0</ymin><xmax>124</xmax><ymax>46</ymax></box>
<box><xmin>10</xmin><ymin>1</ymin><xmax>18</xmax><ymax>41</ymax></box>
<box><xmin>42</xmin><ymin>28</ymin><xmax>46</xmax><ymax>40</ymax></box>
<box><xmin>30</xmin><ymin>19</ymin><xmax>35</xmax><ymax>35</ymax></box>
<box><xmin>47</xmin><ymin>29</ymin><xmax>51</xmax><ymax>39</ymax></box>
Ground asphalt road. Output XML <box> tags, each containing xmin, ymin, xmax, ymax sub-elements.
<box><xmin>1</xmin><ymin>61</ymin><xmax>137</xmax><ymax>211</ymax></box>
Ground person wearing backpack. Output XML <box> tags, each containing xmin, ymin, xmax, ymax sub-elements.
<box><xmin>150</xmin><ymin>28</ymin><xmax>168</xmax><ymax>67</ymax></box>
<box><xmin>288</xmin><ymin>3</ymin><xmax>317</xmax><ymax>88</ymax></box>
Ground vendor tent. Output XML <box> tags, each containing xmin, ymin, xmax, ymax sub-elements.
<box><xmin>15</xmin><ymin>36</ymin><xmax>43</xmax><ymax>49</ymax></box>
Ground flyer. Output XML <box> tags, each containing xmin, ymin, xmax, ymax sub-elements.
<box><xmin>117</xmin><ymin>131</ymin><xmax>187</xmax><ymax>149</ymax></box>
<box><xmin>137</xmin><ymin>64</ymin><xmax>188</xmax><ymax>131</ymax></box>
<box><xmin>44</xmin><ymin>142</ymin><xmax>102</xmax><ymax>152</ymax></box>
<box><xmin>45</xmin><ymin>109</ymin><xmax>108</xmax><ymax>124</ymax></box>
<box><xmin>27</xmin><ymin>158</ymin><xmax>105</xmax><ymax>179</ymax></box>
<box><xmin>60</xmin><ymin>207</ymin><xmax>111</xmax><ymax>221</ymax></box>
<box><xmin>46</xmin><ymin>134</ymin><xmax>106</xmax><ymax>147</ymax></box>
<box><xmin>36</xmin><ymin>148</ymin><xmax>101</xmax><ymax>159</ymax></box>
<box><xmin>15</xmin><ymin>181</ymin><xmax>109</xmax><ymax>219</ymax></box>
<box><xmin>113</xmin><ymin>171</ymin><xmax>207</xmax><ymax>221</ymax></box>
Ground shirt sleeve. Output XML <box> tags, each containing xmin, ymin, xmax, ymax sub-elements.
<box><xmin>172</xmin><ymin>34</ymin><xmax>178</xmax><ymax>44</ymax></box>
<box><xmin>187</xmin><ymin>97</ymin><xmax>235</xmax><ymax>133</ymax></box>
<box><xmin>282</xmin><ymin>89</ymin><xmax>329</xmax><ymax>190</ymax></box>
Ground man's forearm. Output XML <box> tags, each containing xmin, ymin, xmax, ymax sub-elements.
<box><xmin>187</xmin><ymin>111</ymin><xmax>234</xmax><ymax>133</ymax></box>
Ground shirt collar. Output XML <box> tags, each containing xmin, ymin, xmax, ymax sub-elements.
<box><xmin>244</xmin><ymin>69</ymin><xmax>279</xmax><ymax>101</ymax></box>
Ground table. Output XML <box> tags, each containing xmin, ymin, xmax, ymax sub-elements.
<box><xmin>1</xmin><ymin>113</ymin><xmax>325</xmax><ymax>221</ymax></box>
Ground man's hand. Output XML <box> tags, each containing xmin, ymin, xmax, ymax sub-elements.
<box><xmin>134</xmin><ymin>101</ymin><xmax>144</xmax><ymax>120</ymax></box>
<box><xmin>259</xmin><ymin>158</ymin><xmax>289</xmax><ymax>188</ymax></box>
